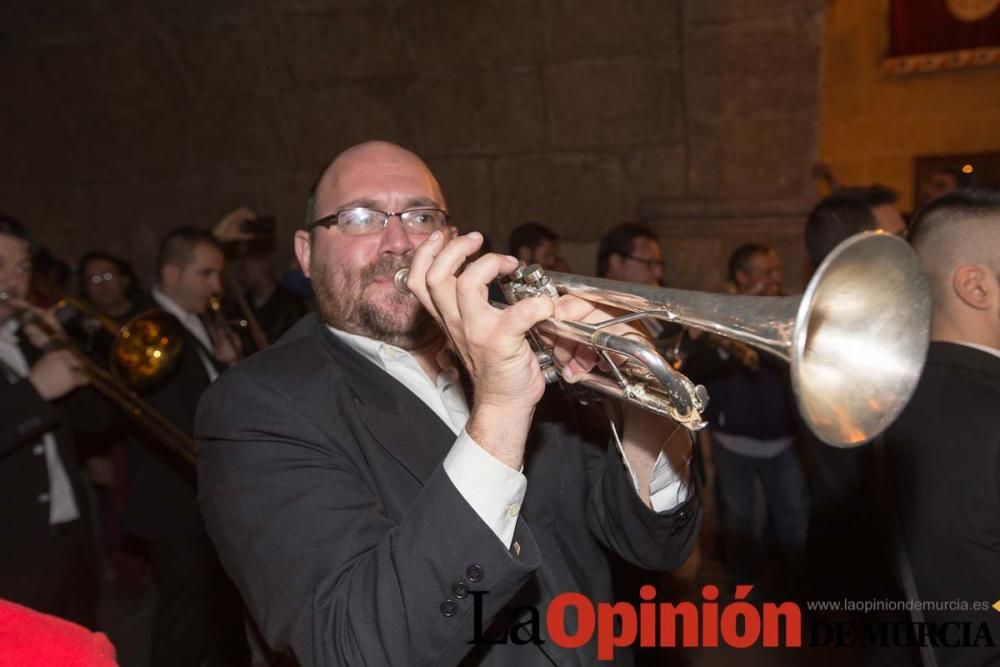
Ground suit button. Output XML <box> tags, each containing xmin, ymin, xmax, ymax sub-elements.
<box><xmin>452</xmin><ymin>581</ymin><xmax>469</xmax><ymax>599</ymax></box>
<box><xmin>37</xmin><ymin>493</ymin><xmax>50</xmax><ymax>503</ymax></box>
<box><xmin>440</xmin><ymin>599</ymin><xmax>458</xmax><ymax>617</ymax></box>
<box><xmin>33</xmin><ymin>444</ymin><xmax>44</xmax><ymax>455</ymax></box>
<box><xmin>465</xmin><ymin>564</ymin><xmax>484</xmax><ymax>583</ymax></box>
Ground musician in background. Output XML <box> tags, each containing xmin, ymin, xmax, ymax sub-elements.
<box><xmin>804</xmin><ymin>185</ymin><xmax>906</xmax><ymax>269</ymax></box>
<box><xmin>74</xmin><ymin>252</ymin><xmax>151</xmax><ymax>583</ymax></box>
<box><xmin>596</xmin><ymin>222</ymin><xmax>672</xmax><ymax>347</ymax></box>
<box><xmin>0</xmin><ymin>215</ymin><xmax>103</xmax><ymax>627</ymax></box>
<box><xmin>597</xmin><ymin>222</ymin><xmax>663</xmax><ymax>287</ymax></box>
<box><xmin>692</xmin><ymin>244</ymin><xmax>808</xmax><ymax>593</ymax></box>
<box><xmin>802</xmin><ymin>188</ymin><xmax>909</xmax><ymax>606</ymax></box>
<box><xmin>124</xmin><ymin>227</ymin><xmax>246</xmax><ymax>666</ymax></box>
<box><xmin>196</xmin><ymin>140</ymin><xmax>700</xmax><ymax>665</ymax></box>
<box><xmin>508</xmin><ymin>221</ymin><xmax>561</xmax><ymax>271</ymax></box>
<box><xmin>223</xmin><ymin>222</ymin><xmax>308</xmax><ymax>350</ymax></box>
<box><xmin>79</xmin><ymin>252</ymin><xmax>145</xmax><ymax>325</ymax></box>
<box><xmin>883</xmin><ymin>187</ymin><xmax>1000</xmax><ymax>665</ymax></box>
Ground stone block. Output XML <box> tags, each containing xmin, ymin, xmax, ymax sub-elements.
<box><xmin>143</xmin><ymin>0</ymin><xmax>256</xmax><ymax>26</ymax></box>
<box><xmin>424</xmin><ymin>157</ymin><xmax>492</xmax><ymax>237</ymax></box>
<box><xmin>0</xmin><ymin>110</ymin><xmax>82</xmax><ymax>182</ymax></box>
<box><xmin>491</xmin><ymin>153</ymin><xmax>628</xmax><ymax>243</ymax></box>
<box><xmin>0</xmin><ymin>55</ymin><xmax>53</xmax><ymax>109</ymax></box>
<box><xmin>406</xmin><ymin>69</ymin><xmax>545</xmax><ymax>155</ymax></box>
<box><xmin>623</xmin><ymin>142</ymin><xmax>687</xmax><ymax>202</ymax></box>
<box><xmin>397</xmin><ymin>0</ymin><xmax>543</xmax><ymax>71</ymax></box>
<box><xmin>7</xmin><ymin>0</ymin><xmax>105</xmax><ymax>43</ymax></box>
<box><xmin>14</xmin><ymin>185</ymin><xmax>92</xmax><ymax>260</ymax></box>
<box><xmin>684</xmin><ymin>0</ymin><xmax>824</xmax><ymax>24</ymax></box>
<box><xmin>254</xmin><ymin>169</ymin><xmax>317</xmax><ymax>261</ymax></box>
<box><xmin>0</xmin><ymin>182</ymin><xmax>44</xmax><ymax>231</ymax></box>
<box><xmin>187</xmin><ymin>99</ymin><xmax>289</xmax><ymax>171</ymax></box>
<box><xmin>541</xmin><ymin>0</ymin><xmax>680</xmax><ymax>64</ymax></box>
<box><xmin>686</xmin><ymin>119</ymin><xmax>722</xmax><ymax>201</ymax></box>
<box><xmin>688</xmin><ymin>116</ymin><xmax>818</xmax><ymax>201</ymax></box>
<box><xmin>685</xmin><ymin>13</ymin><xmax>821</xmax><ymax>122</ymax></box>
<box><xmin>39</xmin><ymin>37</ymin><xmax>179</xmax><ymax>104</ymax></box>
<box><xmin>169</xmin><ymin>19</ymin><xmax>289</xmax><ymax>97</ymax></box>
<box><xmin>77</xmin><ymin>104</ymin><xmax>189</xmax><ymax>181</ymax></box>
<box><xmin>545</xmin><ymin>57</ymin><xmax>683</xmax><ymax>149</ymax></box>
<box><xmin>557</xmin><ymin>240</ymin><xmax>597</xmax><ymax>276</ymax></box>
<box><xmin>277</xmin><ymin>4</ymin><xmax>407</xmax><ymax>85</ymax></box>
<box><xmin>281</xmin><ymin>83</ymin><xmax>414</xmax><ymax>170</ymax></box>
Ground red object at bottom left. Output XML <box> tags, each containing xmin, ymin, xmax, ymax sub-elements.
<box><xmin>0</xmin><ymin>598</ymin><xmax>117</xmax><ymax>667</ymax></box>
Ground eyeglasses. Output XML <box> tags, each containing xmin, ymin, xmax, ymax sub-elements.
<box><xmin>623</xmin><ymin>254</ymin><xmax>662</xmax><ymax>271</ymax></box>
<box><xmin>86</xmin><ymin>271</ymin><xmax>117</xmax><ymax>285</ymax></box>
<box><xmin>309</xmin><ymin>207</ymin><xmax>450</xmax><ymax>236</ymax></box>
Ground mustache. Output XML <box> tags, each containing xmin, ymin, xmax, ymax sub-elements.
<box><xmin>361</xmin><ymin>255</ymin><xmax>411</xmax><ymax>284</ymax></box>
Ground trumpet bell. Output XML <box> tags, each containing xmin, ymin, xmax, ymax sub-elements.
<box><xmin>792</xmin><ymin>232</ymin><xmax>930</xmax><ymax>447</ymax></box>
<box><xmin>112</xmin><ymin>310</ymin><xmax>186</xmax><ymax>389</ymax></box>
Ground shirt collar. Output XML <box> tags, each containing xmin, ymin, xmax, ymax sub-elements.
<box><xmin>151</xmin><ymin>285</ymin><xmax>196</xmax><ymax>325</ymax></box>
<box><xmin>326</xmin><ymin>325</ymin><xmax>458</xmax><ymax>387</ymax></box>
<box><xmin>954</xmin><ymin>340</ymin><xmax>1000</xmax><ymax>361</ymax></box>
<box><xmin>0</xmin><ymin>318</ymin><xmax>19</xmax><ymax>346</ymax></box>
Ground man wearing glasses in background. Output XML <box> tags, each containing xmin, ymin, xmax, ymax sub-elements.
<box><xmin>78</xmin><ymin>252</ymin><xmax>144</xmax><ymax>326</ymax></box>
<box><xmin>596</xmin><ymin>222</ymin><xmax>665</xmax><ymax>288</ymax></box>
<box><xmin>196</xmin><ymin>140</ymin><xmax>700</xmax><ymax>665</ymax></box>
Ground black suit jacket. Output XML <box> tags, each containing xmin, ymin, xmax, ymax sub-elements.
<box><xmin>0</xmin><ymin>336</ymin><xmax>105</xmax><ymax>575</ymax></box>
<box><xmin>196</xmin><ymin>313</ymin><xmax>700</xmax><ymax>666</ymax></box>
<box><xmin>122</xmin><ymin>306</ymin><xmax>219</xmax><ymax>540</ymax></box>
<box><xmin>884</xmin><ymin>342</ymin><xmax>1000</xmax><ymax>666</ymax></box>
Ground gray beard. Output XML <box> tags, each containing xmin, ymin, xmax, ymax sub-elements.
<box><xmin>312</xmin><ymin>255</ymin><xmax>440</xmax><ymax>350</ymax></box>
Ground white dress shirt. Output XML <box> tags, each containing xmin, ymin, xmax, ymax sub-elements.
<box><xmin>0</xmin><ymin>320</ymin><xmax>79</xmax><ymax>525</ymax></box>
<box><xmin>152</xmin><ymin>286</ymin><xmax>218</xmax><ymax>382</ymax></box>
<box><xmin>328</xmin><ymin>326</ymin><xmax>690</xmax><ymax>549</ymax></box>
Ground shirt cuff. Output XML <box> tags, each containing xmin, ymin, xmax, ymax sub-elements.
<box><xmin>443</xmin><ymin>429</ymin><xmax>528</xmax><ymax>549</ymax></box>
<box><xmin>611</xmin><ymin>423</ymin><xmax>692</xmax><ymax>513</ymax></box>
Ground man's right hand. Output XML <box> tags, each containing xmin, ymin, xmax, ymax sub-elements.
<box><xmin>28</xmin><ymin>349</ymin><xmax>89</xmax><ymax>401</ymax></box>
<box><xmin>407</xmin><ymin>231</ymin><xmax>555</xmax><ymax>470</ymax></box>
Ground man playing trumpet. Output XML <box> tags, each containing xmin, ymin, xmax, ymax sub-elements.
<box><xmin>196</xmin><ymin>140</ymin><xmax>701</xmax><ymax>665</ymax></box>
<box><xmin>0</xmin><ymin>216</ymin><xmax>102</xmax><ymax>627</ymax></box>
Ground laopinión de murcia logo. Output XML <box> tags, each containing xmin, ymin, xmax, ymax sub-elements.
<box><xmin>464</xmin><ymin>585</ymin><xmax>999</xmax><ymax>661</ymax></box>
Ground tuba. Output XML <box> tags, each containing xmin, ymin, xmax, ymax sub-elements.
<box><xmin>398</xmin><ymin>232</ymin><xmax>931</xmax><ymax>448</ymax></box>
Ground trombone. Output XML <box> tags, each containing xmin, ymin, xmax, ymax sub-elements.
<box><xmin>0</xmin><ymin>291</ymin><xmax>197</xmax><ymax>464</ymax></box>
<box><xmin>398</xmin><ymin>232</ymin><xmax>931</xmax><ymax>448</ymax></box>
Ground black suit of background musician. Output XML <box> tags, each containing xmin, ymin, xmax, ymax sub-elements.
<box><xmin>125</xmin><ymin>226</ymin><xmax>248</xmax><ymax>667</ymax></box>
<box><xmin>0</xmin><ymin>216</ymin><xmax>106</xmax><ymax>628</ymax></box>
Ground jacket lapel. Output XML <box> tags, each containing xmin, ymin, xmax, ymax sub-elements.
<box><xmin>313</xmin><ymin>320</ymin><xmax>456</xmax><ymax>485</ymax></box>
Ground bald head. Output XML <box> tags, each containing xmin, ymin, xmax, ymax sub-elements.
<box><xmin>305</xmin><ymin>141</ymin><xmax>445</xmax><ymax>229</ymax></box>
<box><xmin>909</xmin><ymin>187</ymin><xmax>1000</xmax><ymax>346</ymax></box>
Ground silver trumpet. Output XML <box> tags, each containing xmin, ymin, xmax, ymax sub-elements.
<box><xmin>396</xmin><ymin>232</ymin><xmax>931</xmax><ymax>448</ymax></box>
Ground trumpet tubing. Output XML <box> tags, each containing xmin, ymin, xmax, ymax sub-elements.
<box><xmin>395</xmin><ymin>232</ymin><xmax>931</xmax><ymax>448</ymax></box>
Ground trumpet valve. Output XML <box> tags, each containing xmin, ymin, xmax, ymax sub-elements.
<box><xmin>499</xmin><ymin>263</ymin><xmax>558</xmax><ymax>303</ymax></box>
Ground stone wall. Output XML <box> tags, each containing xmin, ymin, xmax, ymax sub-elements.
<box><xmin>0</xmin><ymin>0</ymin><xmax>824</xmax><ymax>291</ymax></box>
<box><xmin>819</xmin><ymin>0</ymin><xmax>1000</xmax><ymax>210</ymax></box>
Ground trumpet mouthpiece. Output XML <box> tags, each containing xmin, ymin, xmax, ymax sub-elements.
<box><xmin>393</xmin><ymin>268</ymin><xmax>410</xmax><ymax>294</ymax></box>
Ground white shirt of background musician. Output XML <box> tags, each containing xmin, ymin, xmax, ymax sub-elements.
<box><xmin>329</xmin><ymin>326</ymin><xmax>690</xmax><ymax>550</ymax></box>
<box><xmin>0</xmin><ymin>319</ymin><xmax>80</xmax><ymax>525</ymax></box>
<box><xmin>151</xmin><ymin>286</ymin><xmax>218</xmax><ymax>382</ymax></box>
